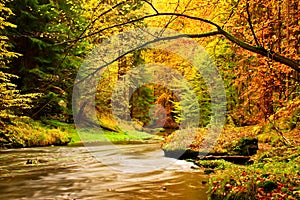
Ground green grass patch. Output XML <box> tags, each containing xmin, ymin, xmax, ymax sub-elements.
<box><xmin>195</xmin><ymin>160</ymin><xmax>230</xmax><ymax>170</ymax></box>
<box><xmin>43</xmin><ymin>119</ymin><xmax>161</xmax><ymax>144</ymax></box>
<box><xmin>0</xmin><ymin>119</ymin><xmax>161</xmax><ymax>148</ymax></box>
<box><xmin>71</xmin><ymin>128</ymin><xmax>159</xmax><ymax>144</ymax></box>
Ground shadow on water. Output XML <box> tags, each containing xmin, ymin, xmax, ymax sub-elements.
<box><xmin>0</xmin><ymin>144</ymin><xmax>208</xmax><ymax>200</ymax></box>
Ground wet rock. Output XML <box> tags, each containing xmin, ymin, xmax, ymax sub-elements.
<box><xmin>37</xmin><ymin>159</ymin><xmax>48</xmax><ymax>163</ymax></box>
<box><xmin>163</xmin><ymin>149</ymin><xmax>199</xmax><ymax>160</ymax></box>
<box><xmin>204</xmin><ymin>169</ymin><xmax>214</xmax><ymax>174</ymax></box>
<box><xmin>246</xmin><ymin>159</ymin><xmax>254</xmax><ymax>165</ymax></box>
<box><xmin>26</xmin><ymin>159</ymin><xmax>33</xmax><ymax>164</ymax></box>
<box><xmin>190</xmin><ymin>165</ymin><xmax>199</xmax><ymax>170</ymax></box>
<box><xmin>233</xmin><ymin>138</ymin><xmax>258</xmax><ymax>156</ymax></box>
<box><xmin>258</xmin><ymin>181</ymin><xmax>278</xmax><ymax>193</ymax></box>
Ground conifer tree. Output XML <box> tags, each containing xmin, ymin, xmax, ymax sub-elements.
<box><xmin>0</xmin><ymin>1</ymin><xmax>38</xmax><ymax>127</ymax></box>
<box><xmin>4</xmin><ymin>0</ymin><xmax>89</xmax><ymax>121</ymax></box>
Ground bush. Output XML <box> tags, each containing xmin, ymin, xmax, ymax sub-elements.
<box><xmin>0</xmin><ymin>120</ymin><xmax>70</xmax><ymax>148</ymax></box>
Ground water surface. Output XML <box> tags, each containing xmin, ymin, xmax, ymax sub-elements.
<box><xmin>0</xmin><ymin>144</ymin><xmax>208</xmax><ymax>199</ymax></box>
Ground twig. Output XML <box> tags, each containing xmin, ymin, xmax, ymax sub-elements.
<box><xmin>246</xmin><ymin>0</ymin><xmax>260</xmax><ymax>46</ymax></box>
<box><xmin>222</xmin><ymin>0</ymin><xmax>240</xmax><ymax>29</ymax></box>
<box><xmin>142</xmin><ymin>0</ymin><xmax>159</xmax><ymax>14</ymax></box>
<box><xmin>266</xmin><ymin>115</ymin><xmax>291</xmax><ymax>146</ymax></box>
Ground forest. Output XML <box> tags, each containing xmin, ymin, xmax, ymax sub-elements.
<box><xmin>0</xmin><ymin>0</ymin><xmax>299</xmax><ymax>199</ymax></box>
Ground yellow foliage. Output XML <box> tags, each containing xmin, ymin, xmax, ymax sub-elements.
<box><xmin>2</xmin><ymin>120</ymin><xmax>70</xmax><ymax>147</ymax></box>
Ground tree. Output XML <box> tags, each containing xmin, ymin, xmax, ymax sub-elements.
<box><xmin>77</xmin><ymin>0</ymin><xmax>299</xmax><ymax>126</ymax></box>
<box><xmin>0</xmin><ymin>0</ymin><xmax>38</xmax><ymax>127</ymax></box>
<box><xmin>75</xmin><ymin>0</ymin><xmax>299</xmax><ymax>71</ymax></box>
<box><xmin>4</xmin><ymin>0</ymin><xmax>89</xmax><ymax>121</ymax></box>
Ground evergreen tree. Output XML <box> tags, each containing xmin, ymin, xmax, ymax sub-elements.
<box><xmin>4</xmin><ymin>0</ymin><xmax>89</xmax><ymax>121</ymax></box>
<box><xmin>0</xmin><ymin>0</ymin><xmax>38</xmax><ymax>127</ymax></box>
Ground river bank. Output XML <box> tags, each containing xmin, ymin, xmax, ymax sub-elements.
<box><xmin>159</xmin><ymin>125</ymin><xmax>299</xmax><ymax>199</ymax></box>
<box><xmin>0</xmin><ymin>119</ymin><xmax>162</xmax><ymax>149</ymax></box>
<box><xmin>181</xmin><ymin>126</ymin><xmax>300</xmax><ymax>200</ymax></box>
<box><xmin>1</xmin><ymin>119</ymin><xmax>299</xmax><ymax>199</ymax></box>
<box><xmin>192</xmin><ymin>145</ymin><xmax>300</xmax><ymax>199</ymax></box>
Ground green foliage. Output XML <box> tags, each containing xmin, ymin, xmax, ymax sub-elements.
<box><xmin>190</xmin><ymin>73</ymin><xmax>212</xmax><ymax>127</ymax></box>
<box><xmin>170</xmin><ymin>70</ymin><xmax>212</xmax><ymax>128</ymax></box>
<box><xmin>205</xmin><ymin>38</ymin><xmax>241</xmax><ymax>125</ymax></box>
<box><xmin>130</xmin><ymin>85</ymin><xmax>156</xmax><ymax>125</ymax></box>
<box><xmin>0</xmin><ymin>75</ymin><xmax>39</xmax><ymax>122</ymax></box>
<box><xmin>195</xmin><ymin>160</ymin><xmax>229</xmax><ymax>170</ymax></box>
<box><xmin>4</xmin><ymin>0</ymin><xmax>90</xmax><ymax>121</ymax></box>
<box><xmin>0</xmin><ymin>0</ymin><xmax>39</xmax><ymax>126</ymax></box>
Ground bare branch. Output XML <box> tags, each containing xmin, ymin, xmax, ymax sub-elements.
<box><xmin>54</xmin><ymin>1</ymin><xmax>125</xmax><ymax>62</ymax></box>
<box><xmin>56</xmin><ymin>11</ymin><xmax>300</xmax><ymax>72</ymax></box>
<box><xmin>218</xmin><ymin>29</ymin><xmax>299</xmax><ymax>72</ymax></box>
<box><xmin>222</xmin><ymin>0</ymin><xmax>240</xmax><ymax>29</ymax></box>
<box><xmin>74</xmin><ymin>31</ymin><xmax>221</xmax><ymax>87</ymax></box>
<box><xmin>141</xmin><ymin>0</ymin><xmax>159</xmax><ymax>14</ymax></box>
<box><xmin>159</xmin><ymin>0</ymin><xmax>184</xmax><ymax>36</ymax></box>
<box><xmin>184</xmin><ymin>0</ymin><xmax>193</xmax><ymax>10</ymax></box>
<box><xmin>86</xmin><ymin>13</ymin><xmax>221</xmax><ymax>39</ymax></box>
<box><xmin>79</xmin><ymin>1</ymin><xmax>125</xmax><ymax>43</ymax></box>
<box><xmin>246</xmin><ymin>0</ymin><xmax>260</xmax><ymax>46</ymax></box>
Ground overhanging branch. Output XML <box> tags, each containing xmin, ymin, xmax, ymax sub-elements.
<box><xmin>74</xmin><ymin>31</ymin><xmax>221</xmax><ymax>87</ymax></box>
<box><xmin>62</xmin><ymin>7</ymin><xmax>300</xmax><ymax>72</ymax></box>
<box><xmin>218</xmin><ymin>29</ymin><xmax>300</xmax><ymax>72</ymax></box>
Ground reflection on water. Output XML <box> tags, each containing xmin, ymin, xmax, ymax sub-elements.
<box><xmin>0</xmin><ymin>144</ymin><xmax>208</xmax><ymax>199</ymax></box>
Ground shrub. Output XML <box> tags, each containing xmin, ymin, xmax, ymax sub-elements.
<box><xmin>0</xmin><ymin>120</ymin><xmax>70</xmax><ymax>147</ymax></box>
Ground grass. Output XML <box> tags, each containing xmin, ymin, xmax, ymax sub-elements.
<box><xmin>69</xmin><ymin>129</ymin><xmax>160</xmax><ymax>144</ymax></box>
<box><xmin>0</xmin><ymin>119</ymin><xmax>162</xmax><ymax>148</ymax></box>
<box><xmin>43</xmin><ymin>119</ymin><xmax>161</xmax><ymax>145</ymax></box>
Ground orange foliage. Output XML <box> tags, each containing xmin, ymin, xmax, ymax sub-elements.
<box><xmin>226</xmin><ymin>0</ymin><xmax>299</xmax><ymax>125</ymax></box>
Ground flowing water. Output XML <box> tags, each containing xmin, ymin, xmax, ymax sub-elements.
<box><xmin>0</xmin><ymin>143</ymin><xmax>208</xmax><ymax>200</ymax></box>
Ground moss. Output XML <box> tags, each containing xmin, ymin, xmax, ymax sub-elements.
<box><xmin>195</xmin><ymin>160</ymin><xmax>228</xmax><ymax>170</ymax></box>
<box><xmin>231</xmin><ymin>138</ymin><xmax>258</xmax><ymax>156</ymax></box>
<box><xmin>258</xmin><ymin>181</ymin><xmax>278</xmax><ymax>193</ymax></box>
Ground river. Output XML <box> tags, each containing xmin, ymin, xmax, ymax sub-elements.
<box><xmin>0</xmin><ymin>143</ymin><xmax>209</xmax><ymax>199</ymax></box>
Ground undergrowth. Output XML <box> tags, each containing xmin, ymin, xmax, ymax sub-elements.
<box><xmin>206</xmin><ymin>146</ymin><xmax>300</xmax><ymax>199</ymax></box>
<box><xmin>0</xmin><ymin>119</ymin><xmax>70</xmax><ymax>148</ymax></box>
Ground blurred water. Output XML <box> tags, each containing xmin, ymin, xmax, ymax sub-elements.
<box><xmin>0</xmin><ymin>144</ymin><xmax>208</xmax><ymax>200</ymax></box>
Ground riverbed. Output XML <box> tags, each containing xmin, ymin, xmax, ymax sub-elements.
<box><xmin>0</xmin><ymin>144</ymin><xmax>208</xmax><ymax>199</ymax></box>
